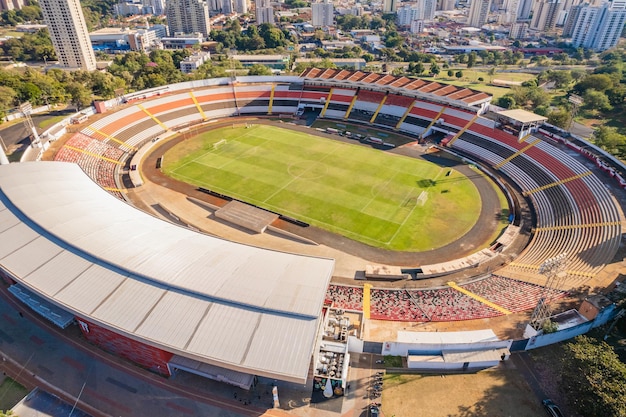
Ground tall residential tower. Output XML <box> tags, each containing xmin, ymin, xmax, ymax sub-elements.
<box><xmin>166</xmin><ymin>0</ymin><xmax>211</xmax><ymax>37</ymax></box>
<box><xmin>468</xmin><ymin>0</ymin><xmax>493</xmax><ymax>27</ymax></box>
<box><xmin>39</xmin><ymin>0</ymin><xmax>97</xmax><ymax>70</ymax></box>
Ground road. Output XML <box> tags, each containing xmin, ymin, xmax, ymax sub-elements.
<box><xmin>0</xmin><ymin>109</ymin><xmax>74</xmax><ymax>157</ymax></box>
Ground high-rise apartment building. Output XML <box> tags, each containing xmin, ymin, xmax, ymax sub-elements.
<box><xmin>0</xmin><ymin>0</ymin><xmax>24</xmax><ymax>12</ymax></box>
<box><xmin>421</xmin><ymin>0</ymin><xmax>437</xmax><ymax>19</ymax></box>
<box><xmin>517</xmin><ymin>0</ymin><xmax>533</xmax><ymax>18</ymax></box>
<box><xmin>502</xmin><ymin>0</ymin><xmax>520</xmax><ymax>22</ymax></box>
<box><xmin>312</xmin><ymin>0</ymin><xmax>334</xmax><ymax>26</ymax></box>
<box><xmin>571</xmin><ymin>1</ymin><xmax>626</xmax><ymax>51</ymax></box>
<box><xmin>39</xmin><ymin>0</ymin><xmax>97</xmax><ymax>71</ymax></box>
<box><xmin>438</xmin><ymin>0</ymin><xmax>456</xmax><ymax>10</ymax></box>
<box><xmin>530</xmin><ymin>0</ymin><xmax>563</xmax><ymax>31</ymax></box>
<box><xmin>142</xmin><ymin>0</ymin><xmax>165</xmax><ymax>15</ymax></box>
<box><xmin>166</xmin><ymin>0</ymin><xmax>211</xmax><ymax>38</ymax></box>
<box><xmin>467</xmin><ymin>0</ymin><xmax>492</xmax><ymax>27</ymax></box>
<box><xmin>234</xmin><ymin>0</ymin><xmax>248</xmax><ymax>14</ymax></box>
<box><xmin>397</xmin><ymin>5</ymin><xmax>422</xmax><ymax>26</ymax></box>
<box><xmin>563</xmin><ymin>2</ymin><xmax>586</xmax><ymax>35</ymax></box>
<box><xmin>383</xmin><ymin>0</ymin><xmax>398</xmax><ymax>13</ymax></box>
<box><xmin>255</xmin><ymin>0</ymin><xmax>274</xmax><ymax>24</ymax></box>
<box><xmin>222</xmin><ymin>0</ymin><xmax>234</xmax><ymax>14</ymax></box>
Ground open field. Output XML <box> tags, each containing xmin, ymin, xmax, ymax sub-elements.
<box><xmin>382</xmin><ymin>369</ymin><xmax>545</xmax><ymax>417</ymax></box>
<box><xmin>163</xmin><ymin>124</ymin><xmax>483</xmax><ymax>251</ymax></box>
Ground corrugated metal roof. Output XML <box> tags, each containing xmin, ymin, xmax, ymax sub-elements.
<box><xmin>0</xmin><ymin>162</ymin><xmax>335</xmax><ymax>383</ymax></box>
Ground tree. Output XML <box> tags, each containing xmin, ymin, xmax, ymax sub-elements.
<box><xmin>547</xmin><ymin>107</ymin><xmax>571</xmax><ymax>129</ymax></box>
<box><xmin>583</xmin><ymin>89</ymin><xmax>612</xmax><ymax>112</ymax></box>
<box><xmin>548</xmin><ymin>70</ymin><xmax>572</xmax><ymax>88</ymax></box>
<box><xmin>467</xmin><ymin>52</ymin><xmax>477</xmax><ymax>68</ymax></box>
<box><xmin>594</xmin><ymin>126</ymin><xmax>626</xmax><ymax>157</ymax></box>
<box><xmin>574</xmin><ymin>73</ymin><xmax>613</xmax><ymax>93</ymax></box>
<box><xmin>430</xmin><ymin>62</ymin><xmax>440</xmax><ymax>77</ymax></box>
<box><xmin>455</xmin><ymin>70</ymin><xmax>463</xmax><ymax>79</ymax></box>
<box><xmin>447</xmin><ymin>69</ymin><xmax>454</xmax><ymax>77</ymax></box>
<box><xmin>495</xmin><ymin>95</ymin><xmax>516</xmax><ymax>109</ymax></box>
<box><xmin>65</xmin><ymin>82</ymin><xmax>92</xmax><ymax>110</ymax></box>
<box><xmin>247</xmin><ymin>64</ymin><xmax>272</xmax><ymax>76</ymax></box>
<box><xmin>560</xmin><ymin>335</ymin><xmax>626</xmax><ymax>417</ymax></box>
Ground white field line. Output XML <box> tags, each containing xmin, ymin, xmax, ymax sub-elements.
<box><xmin>261</xmin><ymin>140</ymin><xmax>342</xmax><ymax>204</ymax></box>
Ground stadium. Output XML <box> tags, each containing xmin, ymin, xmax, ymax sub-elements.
<box><xmin>0</xmin><ymin>69</ymin><xmax>624</xmax><ymax>398</ymax></box>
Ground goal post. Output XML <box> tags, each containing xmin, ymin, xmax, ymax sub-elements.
<box><xmin>213</xmin><ymin>139</ymin><xmax>227</xmax><ymax>150</ymax></box>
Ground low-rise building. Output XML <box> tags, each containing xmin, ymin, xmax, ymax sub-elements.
<box><xmin>231</xmin><ymin>54</ymin><xmax>290</xmax><ymax>70</ymax></box>
<box><xmin>160</xmin><ymin>32</ymin><xmax>204</xmax><ymax>49</ymax></box>
<box><xmin>180</xmin><ymin>51</ymin><xmax>211</xmax><ymax>73</ymax></box>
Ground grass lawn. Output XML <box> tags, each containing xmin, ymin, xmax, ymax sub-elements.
<box><xmin>382</xmin><ymin>370</ymin><xmax>545</xmax><ymax>417</ymax></box>
<box><xmin>163</xmin><ymin>124</ymin><xmax>484</xmax><ymax>251</ymax></box>
<box><xmin>422</xmin><ymin>70</ymin><xmax>537</xmax><ymax>99</ymax></box>
<box><xmin>38</xmin><ymin>115</ymin><xmax>68</xmax><ymax>130</ymax></box>
<box><xmin>0</xmin><ymin>378</ymin><xmax>28</xmax><ymax>411</ymax></box>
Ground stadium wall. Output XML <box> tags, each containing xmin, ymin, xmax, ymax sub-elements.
<box><xmin>76</xmin><ymin>318</ymin><xmax>173</xmax><ymax>376</ymax></box>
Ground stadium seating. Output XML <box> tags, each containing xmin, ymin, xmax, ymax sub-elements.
<box><xmin>325</xmin><ymin>284</ymin><xmax>363</xmax><ymax>312</ymax></box>
<box><xmin>65</xmin><ymin>73</ymin><xmax>620</xmax><ymax>320</ymax></box>
<box><xmin>452</xmin><ymin>121</ymin><xmax>621</xmax><ymax>284</ymax></box>
<box><xmin>54</xmin><ymin>133</ymin><xmax>125</xmax><ymax>199</ymax></box>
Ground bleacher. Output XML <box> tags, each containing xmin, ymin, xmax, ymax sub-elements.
<box><xmin>54</xmin><ymin>133</ymin><xmax>125</xmax><ymax>199</ymax></box>
<box><xmin>461</xmin><ymin>275</ymin><xmax>565</xmax><ymax>312</ymax></box>
<box><xmin>452</xmin><ymin>123</ymin><xmax>622</xmax><ymax>285</ymax></box>
<box><xmin>325</xmin><ymin>284</ymin><xmax>363</xmax><ymax>311</ymax></box>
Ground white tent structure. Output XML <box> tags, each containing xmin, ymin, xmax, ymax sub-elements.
<box><xmin>0</xmin><ymin>162</ymin><xmax>335</xmax><ymax>383</ymax></box>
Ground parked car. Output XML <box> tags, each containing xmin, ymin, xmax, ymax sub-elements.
<box><xmin>542</xmin><ymin>399</ymin><xmax>564</xmax><ymax>417</ymax></box>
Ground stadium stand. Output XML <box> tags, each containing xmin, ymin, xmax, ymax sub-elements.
<box><xmin>58</xmin><ymin>72</ymin><xmax>620</xmax><ymax>323</ymax></box>
<box><xmin>461</xmin><ymin>275</ymin><xmax>565</xmax><ymax>313</ymax></box>
<box><xmin>54</xmin><ymin>133</ymin><xmax>125</xmax><ymax>199</ymax></box>
<box><xmin>326</xmin><ymin>284</ymin><xmax>363</xmax><ymax>312</ymax></box>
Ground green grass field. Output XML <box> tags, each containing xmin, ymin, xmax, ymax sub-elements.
<box><xmin>163</xmin><ymin>125</ymin><xmax>483</xmax><ymax>251</ymax></box>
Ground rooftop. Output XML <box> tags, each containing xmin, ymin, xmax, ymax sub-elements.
<box><xmin>0</xmin><ymin>162</ymin><xmax>335</xmax><ymax>383</ymax></box>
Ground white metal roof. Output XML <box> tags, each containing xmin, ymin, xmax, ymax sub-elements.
<box><xmin>0</xmin><ymin>162</ymin><xmax>335</xmax><ymax>383</ymax></box>
<box><xmin>397</xmin><ymin>329</ymin><xmax>499</xmax><ymax>344</ymax></box>
<box><xmin>497</xmin><ymin>109</ymin><xmax>548</xmax><ymax>124</ymax></box>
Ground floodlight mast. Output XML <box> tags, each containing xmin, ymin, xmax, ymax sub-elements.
<box><xmin>529</xmin><ymin>253</ymin><xmax>568</xmax><ymax>330</ymax></box>
<box><xmin>20</xmin><ymin>102</ymin><xmax>41</xmax><ymax>148</ymax></box>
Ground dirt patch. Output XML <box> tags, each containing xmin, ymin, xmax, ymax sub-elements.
<box><xmin>382</xmin><ymin>368</ymin><xmax>545</xmax><ymax>417</ymax></box>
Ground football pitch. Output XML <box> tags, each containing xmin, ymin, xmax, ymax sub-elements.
<box><xmin>163</xmin><ymin>124</ymin><xmax>483</xmax><ymax>251</ymax></box>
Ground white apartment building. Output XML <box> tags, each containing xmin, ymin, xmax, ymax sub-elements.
<box><xmin>0</xmin><ymin>0</ymin><xmax>24</xmax><ymax>12</ymax></box>
<box><xmin>384</xmin><ymin>0</ymin><xmax>399</xmax><ymax>13</ymax></box>
<box><xmin>166</xmin><ymin>0</ymin><xmax>211</xmax><ymax>38</ymax></box>
<box><xmin>312</xmin><ymin>0</ymin><xmax>334</xmax><ymax>27</ymax></box>
<box><xmin>467</xmin><ymin>0</ymin><xmax>492</xmax><ymax>27</ymax></box>
<box><xmin>421</xmin><ymin>0</ymin><xmax>436</xmax><ymax>20</ymax></box>
<box><xmin>180</xmin><ymin>51</ymin><xmax>211</xmax><ymax>73</ymax></box>
<box><xmin>39</xmin><ymin>0</ymin><xmax>97</xmax><ymax>71</ymax></box>
<box><xmin>530</xmin><ymin>0</ymin><xmax>563</xmax><ymax>31</ymax></box>
<box><xmin>256</xmin><ymin>0</ymin><xmax>274</xmax><ymax>24</ymax></box>
<box><xmin>222</xmin><ymin>0</ymin><xmax>234</xmax><ymax>14</ymax></box>
<box><xmin>571</xmin><ymin>1</ymin><xmax>626</xmax><ymax>51</ymax></box>
<box><xmin>410</xmin><ymin>19</ymin><xmax>425</xmax><ymax>33</ymax></box>
<box><xmin>397</xmin><ymin>5</ymin><xmax>421</xmax><ymax>26</ymax></box>
<box><xmin>234</xmin><ymin>0</ymin><xmax>248</xmax><ymax>14</ymax></box>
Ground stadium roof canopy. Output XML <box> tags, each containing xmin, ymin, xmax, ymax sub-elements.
<box><xmin>0</xmin><ymin>162</ymin><xmax>335</xmax><ymax>383</ymax></box>
<box><xmin>496</xmin><ymin>109</ymin><xmax>548</xmax><ymax>124</ymax></box>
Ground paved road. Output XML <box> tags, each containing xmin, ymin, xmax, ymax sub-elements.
<box><xmin>0</xmin><ymin>109</ymin><xmax>75</xmax><ymax>158</ymax></box>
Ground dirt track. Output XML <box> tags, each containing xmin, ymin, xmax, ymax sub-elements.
<box><xmin>136</xmin><ymin>119</ymin><xmax>533</xmax><ymax>279</ymax></box>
